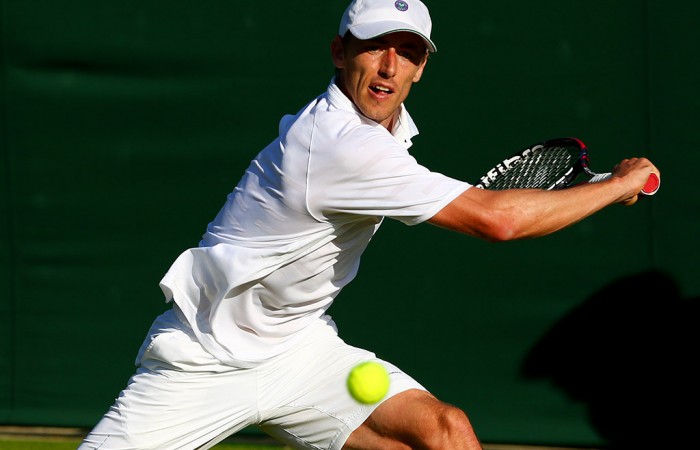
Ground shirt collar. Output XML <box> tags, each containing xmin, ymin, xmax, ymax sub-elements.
<box><xmin>327</xmin><ymin>78</ymin><xmax>419</xmax><ymax>149</ymax></box>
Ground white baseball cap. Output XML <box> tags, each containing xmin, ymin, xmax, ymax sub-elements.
<box><xmin>339</xmin><ymin>0</ymin><xmax>437</xmax><ymax>53</ymax></box>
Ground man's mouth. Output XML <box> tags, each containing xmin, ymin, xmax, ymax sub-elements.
<box><xmin>370</xmin><ymin>85</ymin><xmax>393</xmax><ymax>95</ymax></box>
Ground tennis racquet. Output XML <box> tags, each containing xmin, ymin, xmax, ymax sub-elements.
<box><xmin>474</xmin><ymin>137</ymin><xmax>660</xmax><ymax>195</ymax></box>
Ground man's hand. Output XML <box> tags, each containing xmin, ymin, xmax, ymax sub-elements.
<box><xmin>610</xmin><ymin>157</ymin><xmax>660</xmax><ymax>206</ymax></box>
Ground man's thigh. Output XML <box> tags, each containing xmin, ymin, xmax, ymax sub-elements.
<box><xmin>80</xmin><ymin>311</ymin><xmax>259</xmax><ymax>450</ymax></box>
<box><xmin>256</xmin><ymin>326</ymin><xmax>427</xmax><ymax>450</ymax></box>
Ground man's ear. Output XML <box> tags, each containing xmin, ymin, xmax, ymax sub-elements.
<box><xmin>331</xmin><ymin>35</ymin><xmax>345</xmax><ymax>69</ymax></box>
<box><xmin>413</xmin><ymin>57</ymin><xmax>428</xmax><ymax>83</ymax></box>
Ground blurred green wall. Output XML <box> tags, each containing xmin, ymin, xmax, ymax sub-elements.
<box><xmin>1</xmin><ymin>1</ymin><xmax>697</xmax><ymax>447</ymax></box>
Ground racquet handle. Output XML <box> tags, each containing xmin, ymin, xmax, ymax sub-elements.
<box><xmin>588</xmin><ymin>172</ymin><xmax>660</xmax><ymax>195</ymax></box>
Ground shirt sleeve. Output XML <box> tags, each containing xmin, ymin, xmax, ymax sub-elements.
<box><xmin>307</xmin><ymin>122</ymin><xmax>471</xmax><ymax>226</ymax></box>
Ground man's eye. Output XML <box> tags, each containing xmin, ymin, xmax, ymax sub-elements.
<box><xmin>399</xmin><ymin>51</ymin><xmax>421</xmax><ymax>63</ymax></box>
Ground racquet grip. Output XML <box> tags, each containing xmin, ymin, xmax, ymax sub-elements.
<box><xmin>588</xmin><ymin>173</ymin><xmax>612</xmax><ymax>184</ymax></box>
<box><xmin>588</xmin><ymin>172</ymin><xmax>660</xmax><ymax>195</ymax></box>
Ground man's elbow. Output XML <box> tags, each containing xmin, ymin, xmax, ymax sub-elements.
<box><xmin>470</xmin><ymin>212</ymin><xmax>521</xmax><ymax>243</ymax></box>
<box><xmin>479</xmin><ymin>221</ymin><xmax>519</xmax><ymax>243</ymax></box>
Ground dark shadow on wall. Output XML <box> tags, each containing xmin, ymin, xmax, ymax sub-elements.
<box><xmin>521</xmin><ymin>270</ymin><xmax>698</xmax><ymax>448</ymax></box>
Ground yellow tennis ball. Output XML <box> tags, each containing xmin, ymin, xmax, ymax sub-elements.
<box><xmin>347</xmin><ymin>361</ymin><xmax>390</xmax><ymax>404</ymax></box>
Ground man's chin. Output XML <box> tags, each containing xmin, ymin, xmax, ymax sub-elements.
<box><xmin>358</xmin><ymin>107</ymin><xmax>396</xmax><ymax>129</ymax></box>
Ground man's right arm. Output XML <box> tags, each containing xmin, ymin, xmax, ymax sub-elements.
<box><xmin>427</xmin><ymin>157</ymin><xmax>659</xmax><ymax>242</ymax></box>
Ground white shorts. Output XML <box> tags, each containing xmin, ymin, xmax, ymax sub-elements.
<box><xmin>79</xmin><ymin>307</ymin><xmax>426</xmax><ymax>450</ymax></box>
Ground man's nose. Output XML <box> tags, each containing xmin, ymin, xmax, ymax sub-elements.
<box><xmin>379</xmin><ymin>48</ymin><xmax>397</xmax><ymax>78</ymax></box>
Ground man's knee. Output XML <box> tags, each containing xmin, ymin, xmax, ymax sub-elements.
<box><xmin>346</xmin><ymin>390</ymin><xmax>481</xmax><ymax>450</ymax></box>
<box><xmin>422</xmin><ymin>403</ymin><xmax>480</xmax><ymax>449</ymax></box>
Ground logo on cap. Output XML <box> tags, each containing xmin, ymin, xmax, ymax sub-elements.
<box><xmin>395</xmin><ymin>1</ymin><xmax>409</xmax><ymax>12</ymax></box>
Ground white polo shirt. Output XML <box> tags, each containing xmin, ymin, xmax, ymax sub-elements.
<box><xmin>159</xmin><ymin>79</ymin><xmax>471</xmax><ymax>367</ymax></box>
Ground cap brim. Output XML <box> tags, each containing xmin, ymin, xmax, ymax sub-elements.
<box><xmin>347</xmin><ymin>21</ymin><xmax>437</xmax><ymax>53</ymax></box>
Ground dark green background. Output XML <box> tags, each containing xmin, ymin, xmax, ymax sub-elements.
<box><xmin>1</xmin><ymin>1</ymin><xmax>697</xmax><ymax>447</ymax></box>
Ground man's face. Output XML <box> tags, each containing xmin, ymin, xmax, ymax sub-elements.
<box><xmin>332</xmin><ymin>31</ymin><xmax>428</xmax><ymax>130</ymax></box>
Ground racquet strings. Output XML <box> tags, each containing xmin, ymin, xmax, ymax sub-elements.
<box><xmin>486</xmin><ymin>144</ymin><xmax>581</xmax><ymax>190</ymax></box>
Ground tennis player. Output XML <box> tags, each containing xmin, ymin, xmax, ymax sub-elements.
<box><xmin>80</xmin><ymin>1</ymin><xmax>659</xmax><ymax>449</ymax></box>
